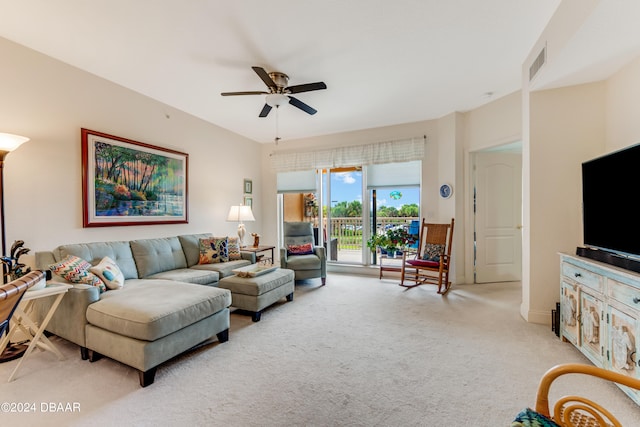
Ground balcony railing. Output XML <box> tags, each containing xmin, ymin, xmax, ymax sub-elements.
<box><xmin>328</xmin><ymin>217</ymin><xmax>418</xmax><ymax>250</ymax></box>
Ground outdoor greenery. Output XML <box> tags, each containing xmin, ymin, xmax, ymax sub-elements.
<box><xmin>326</xmin><ymin>201</ymin><xmax>419</xmax><ymax>218</ymax></box>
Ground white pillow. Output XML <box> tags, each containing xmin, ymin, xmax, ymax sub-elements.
<box><xmin>90</xmin><ymin>256</ymin><xmax>125</xmax><ymax>290</ymax></box>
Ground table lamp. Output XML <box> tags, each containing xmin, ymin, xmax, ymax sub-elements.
<box><xmin>227</xmin><ymin>205</ymin><xmax>255</xmax><ymax>247</ymax></box>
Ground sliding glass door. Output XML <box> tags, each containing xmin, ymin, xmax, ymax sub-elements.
<box><xmin>277</xmin><ymin>160</ymin><xmax>421</xmax><ymax>267</ymax></box>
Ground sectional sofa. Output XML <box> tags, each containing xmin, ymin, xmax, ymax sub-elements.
<box><xmin>34</xmin><ymin>233</ymin><xmax>255</xmax><ymax>387</ymax></box>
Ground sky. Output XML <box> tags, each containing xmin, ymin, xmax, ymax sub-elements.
<box><xmin>327</xmin><ymin>171</ymin><xmax>419</xmax><ymax>209</ymax></box>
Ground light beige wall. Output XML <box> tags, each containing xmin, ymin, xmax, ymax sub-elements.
<box><xmin>0</xmin><ymin>37</ymin><xmax>261</xmax><ymax>265</ymax></box>
<box><xmin>464</xmin><ymin>91</ymin><xmax>522</xmax><ymax>151</ymax></box>
<box><xmin>526</xmin><ymin>82</ymin><xmax>605</xmax><ymax>323</ymax></box>
<box><xmin>606</xmin><ymin>55</ymin><xmax>640</xmax><ymax>149</ymax></box>
<box><xmin>462</xmin><ymin>91</ymin><xmax>523</xmax><ymax>282</ymax></box>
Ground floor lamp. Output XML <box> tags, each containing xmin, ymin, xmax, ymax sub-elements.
<box><xmin>0</xmin><ymin>132</ymin><xmax>30</xmax><ymax>363</ymax></box>
<box><xmin>227</xmin><ymin>205</ymin><xmax>255</xmax><ymax>248</ymax></box>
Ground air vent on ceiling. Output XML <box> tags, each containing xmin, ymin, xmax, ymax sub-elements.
<box><xmin>529</xmin><ymin>45</ymin><xmax>546</xmax><ymax>82</ymax></box>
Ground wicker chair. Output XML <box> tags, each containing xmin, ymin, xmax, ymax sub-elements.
<box><xmin>529</xmin><ymin>363</ymin><xmax>640</xmax><ymax>427</ymax></box>
<box><xmin>399</xmin><ymin>218</ymin><xmax>454</xmax><ymax>294</ymax></box>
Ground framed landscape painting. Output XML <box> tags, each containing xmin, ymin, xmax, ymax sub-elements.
<box><xmin>82</xmin><ymin>128</ymin><xmax>188</xmax><ymax>227</ymax></box>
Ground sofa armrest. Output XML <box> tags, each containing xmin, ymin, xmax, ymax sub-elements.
<box><xmin>241</xmin><ymin>251</ymin><xmax>257</xmax><ymax>264</ymax></box>
<box><xmin>279</xmin><ymin>248</ymin><xmax>288</xmax><ymax>267</ymax></box>
<box><xmin>31</xmin><ymin>283</ymin><xmax>100</xmax><ymax>348</ymax></box>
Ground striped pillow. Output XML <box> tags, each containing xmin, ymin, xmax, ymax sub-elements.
<box><xmin>227</xmin><ymin>236</ymin><xmax>242</xmax><ymax>261</ymax></box>
<box><xmin>49</xmin><ymin>255</ymin><xmax>106</xmax><ymax>293</ymax></box>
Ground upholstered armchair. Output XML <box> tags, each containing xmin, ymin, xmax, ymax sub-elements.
<box><xmin>280</xmin><ymin>222</ymin><xmax>326</xmax><ymax>285</ymax></box>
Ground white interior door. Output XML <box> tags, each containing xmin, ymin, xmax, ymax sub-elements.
<box><xmin>474</xmin><ymin>151</ymin><xmax>522</xmax><ymax>283</ymax></box>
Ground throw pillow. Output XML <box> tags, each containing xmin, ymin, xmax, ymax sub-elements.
<box><xmin>49</xmin><ymin>255</ymin><xmax>106</xmax><ymax>293</ymax></box>
<box><xmin>227</xmin><ymin>236</ymin><xmax>241</xmax><ymax>261</ymax></box>
<box><xmin>90</xmin><ymin>256</ymin><xmax>125</xmax><ymax>290</ymax></box>
<box><xmin>287</xmin><ymin>242</ymin><xmax>314</xmax><ymax>256</ymax></box>
<box><xmin>422</xmin><ymin>243</ymin><xmax>445</xmax><ymax>262</ymax></box>
<box><xmin>198</xmin><ymin>237</ymin><xmax>215</xmax><ymax>264</ymax></box>
<box><xmin>210</xmin><ymin>237</ymin><xmax>229</xmax><ymax>263</ymax></box>
<box><xmin>198</xmin><ymin>237</ymin><xmax>229</xmax><ymax>264</ymax></box>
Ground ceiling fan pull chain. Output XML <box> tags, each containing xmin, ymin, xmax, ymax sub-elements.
<box><xmin>275</xmin><ymin>106</ymin><xmax>280</xmax><ymax>145</ymax></box>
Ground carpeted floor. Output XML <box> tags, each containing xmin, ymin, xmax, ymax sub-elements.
<box><xmin>1</xmin><ymin>273</ymin><xmax>639</xmax><ymax>426</ymax></box>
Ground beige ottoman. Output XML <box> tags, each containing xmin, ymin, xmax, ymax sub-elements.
<box><xmin>218</xmin><ymin>267</ymin><xmax>294</xmax><ymax>322</ymax></box>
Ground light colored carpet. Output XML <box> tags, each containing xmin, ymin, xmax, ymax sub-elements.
<box><xmin>1</xmin><ymin>273</ymin><xmax>639</xmax><ymax>426</ymax></box>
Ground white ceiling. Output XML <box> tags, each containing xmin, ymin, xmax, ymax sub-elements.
<box><xmin>1</xmin><ymin>1</ymin><xmax>639</xmax><ymax>143</ymax></box>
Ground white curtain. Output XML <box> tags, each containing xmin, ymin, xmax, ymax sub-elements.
<box><xmin>270</xmin><ymin>136</ymin><xmax>425</xmax><ymax>172</ymax></box>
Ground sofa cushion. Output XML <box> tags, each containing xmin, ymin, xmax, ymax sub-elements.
<box><xmin>147</xmin><ymin>268</ymin><xmax>219</xmax><ymax>285</ymax></box>
<box><xmin>55</xmin><ymin>241</ymin><xmax>138</xmax><ymax>280</ymax></box>
<box><xmin>130</xmin><ymin>237</ymin><xmax>188</xmax><ymax>278</ymax></box>
<box><xmin>190</xmin><ymin>259</ymin><xmax>251</xmax><ymax>278</ymax></box>
<box><xmin>90</xmin><ymin>256</ymin><xmax>125</xmax><ymax>290</ymax></box>
<box><xmin>86</xmin><ymin>280</ymin><xmax>231</xmax><ymax>341</ymax></box>
<box><xmin>283</xmin><ymin>254</ymin><xmax>321</xmax><ymax>271</ymax></box>
<box><xmin>49</xmin><ymin>255</ymin><xmax>106</xmax><ymax>292</ymax></box>
<box><xmin>178</xmin><ymin>233</ymin><xmax>212</xmax><ymax>267</ymax></box>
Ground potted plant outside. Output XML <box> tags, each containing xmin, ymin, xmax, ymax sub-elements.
<box><xmin>367</xmin><ymin>227</ymin><xmax>413</xmax><ymax>258</ymax></box>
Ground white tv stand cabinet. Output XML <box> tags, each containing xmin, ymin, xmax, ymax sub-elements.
<box><xmin>560</xmin><ymin>252</ymin><xmax>640</xmax><ymax>405</ymax></box>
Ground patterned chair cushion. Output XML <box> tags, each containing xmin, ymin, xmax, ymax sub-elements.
<box><xmin>511</xmin><ymin>408</ymin><xmax>560</xmax><ymax>427</ymax></box>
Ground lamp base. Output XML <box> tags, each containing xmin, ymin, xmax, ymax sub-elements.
<box><xmin>0</xmin><ymin>343</ymin><xmax>27</xmax><ymax>363</ymax></box>
<box><xmin>237</xmin><ymin>223</ymin><xmax>246</xmax><ymax>248</ymax></box>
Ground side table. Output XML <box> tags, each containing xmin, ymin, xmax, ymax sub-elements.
<box><xmin>0</xmin><ymin>282</ymin><xmax>72</xmax><ymax>382</ymax></box>
<box><xmin>242</xmin><ymin>245</ymin><xmax>276</xmax><ymax>264</ymax></box>
<box><xmin>378</xmin><ymin>254</ymin><xmax>405</xmax><ymax>279</ymax></box>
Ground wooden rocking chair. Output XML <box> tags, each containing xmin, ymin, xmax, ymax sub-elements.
<box><xmin>399</xmin><ymin>218</ymin><xmax>454</xmax><ymax>294</ymax></box>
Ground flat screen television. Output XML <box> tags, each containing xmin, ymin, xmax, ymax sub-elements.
<box><xmin>581</xmin><ymin>143</ymin><xmax>640</xmax><ymax>268</ymax></box>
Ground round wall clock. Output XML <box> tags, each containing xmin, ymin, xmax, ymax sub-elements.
<box><xmin>439</xmin><ymin>184</ymin><xmax>453</xmax><ymax>199</ymax></box>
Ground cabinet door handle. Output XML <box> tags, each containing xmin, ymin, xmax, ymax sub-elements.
<box><xmin>574</xmin><ymin>272</ymin><xmax>582</xmax><ymax>278</ymax></box>
<box><xmin>633</xmin><ymin>297</ymin><xmax>640</xmax><ymax>304</ymax></box>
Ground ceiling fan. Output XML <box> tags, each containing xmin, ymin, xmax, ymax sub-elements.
<box><xmin>221</xmin><ymin>66</ymin><xmax>327</xmax><ymax>117</ymax></box>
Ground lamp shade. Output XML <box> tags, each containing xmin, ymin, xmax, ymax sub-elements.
<box><xmin>227</xmin><ymin>205</ymin><xmax>255</xmax><ymax>222</ymax></box>
<box><xmin>0</xmin><ymin>133</ymin><xmax>29</xmax><ymax>152</ymax></box>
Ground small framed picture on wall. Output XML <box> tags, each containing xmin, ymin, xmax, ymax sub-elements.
<box><xmin>244</xmin><ymin>179</ymin><xmax>252</xmax><ymax>194</ymax></box>
<box><xmin>244</xmin><ymin>195</ymin><xmax>253</xmax><ymax>208</ymax></box>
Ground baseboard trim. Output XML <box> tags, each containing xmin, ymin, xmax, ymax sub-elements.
<box><xmin>521</xmin><ymin>304</ymin><xmax>552</xmax><ymax>326</ymax></box>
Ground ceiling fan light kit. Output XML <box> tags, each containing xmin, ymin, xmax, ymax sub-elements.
<box><xmin>221</xmin><ymin>66</ymin><xmax>327</xmax><ymax>118</ymax></box>
<box><xmin>265</xmin><ymin>93</ymin><xmax>288</xmax><ymax>108</ymax></box>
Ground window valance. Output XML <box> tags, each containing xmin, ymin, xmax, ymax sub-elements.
<box><xmin>269</xmin><ymin>136</ymin><xmax>426</xmax><ymax>172</ymax></box>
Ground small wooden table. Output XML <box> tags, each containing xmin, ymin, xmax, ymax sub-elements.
<box><xmin>242</xmin><ymin>245</ymin><xmax>276</xmax><ymax>264</ymax></box>
<box><xmin>378</xmin><ymin>254</ymin><xmax>405</xmax><ymax>279</ymax></box>
<box><xmin>0</xmin><ymin>282</ymin><xmax>72</xmax><ymax>382</ymax></box>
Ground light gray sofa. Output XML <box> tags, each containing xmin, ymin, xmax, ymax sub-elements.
<box><xmin>34</xmin><ymin>233</ymin><xmax>255</xmax><ymax>387</ymax></box>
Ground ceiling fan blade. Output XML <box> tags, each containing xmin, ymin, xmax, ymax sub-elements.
<box><xmin>221</xmin><ymin>91</ymin><xmax>269</xmax><ymax>96</ymax></box>
<box><xmin>288</xmin><ymin>96</ymin><xmax>317</xmax><ymax>115</ymax></box>
<box><xmin>252</xmin><ymin>66</ymin><xmax>277</xmax><ymax>89</ymax></box>
<box><xmin>259</xmin><ymin>103</ymin><xmax>272</xmax><ymax>118</ymax></box>
<box><xmin>286</xmin><ymin>82</ymin><xmax>327</xmax><ymax>94</ymax></box>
